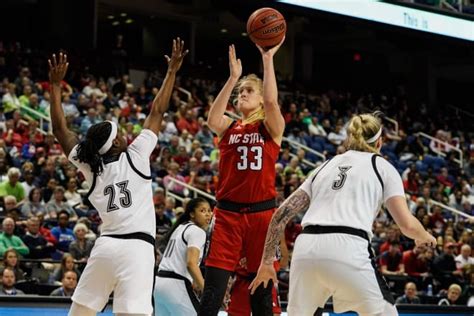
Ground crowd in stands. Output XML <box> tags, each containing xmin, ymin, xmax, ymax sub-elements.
<box><xmin>0</xmin><ymin>44</ymin><xmax>473</xmax><ymax>308</ymax></box>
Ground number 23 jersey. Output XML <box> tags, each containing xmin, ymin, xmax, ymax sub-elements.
<box><xmin>68</xmin><ymin>129</ymin><xmax>157</xmax><ymax>237</ymax></box>
<box><xmin>216</xmin><ymin>120</ymin><xmax>280</xmax><ymax>203</ymax></box>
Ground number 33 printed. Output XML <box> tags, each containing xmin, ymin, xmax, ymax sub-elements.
<box><xmin>237</xmin><ymin>146</ymin><xmax>262</xmax><ymax>170</ymax></box>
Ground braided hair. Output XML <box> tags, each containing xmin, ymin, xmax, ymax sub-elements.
<box><xmin>344</xmin><ymin>111</ymin><xmax>384</xmax><ymax>154</ymax></box>
<box><xmin>74</xmin><ymin>122</ymin><xmax>112</xmax><ymax>175</ymax></box>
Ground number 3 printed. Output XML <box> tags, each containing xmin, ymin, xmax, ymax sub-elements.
<box><xmin>332</xmin><ymin>166</ymin><xmax>352</xmax><ymax>190</ymax></box>
<box><xmin>237</xmin><ymin>146</ymin><xmax>262</xmax><ymax>170</ymax></box>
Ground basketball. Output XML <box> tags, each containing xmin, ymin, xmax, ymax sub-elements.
<box><xmin>246</xmin><ymin>7</ymin><xmax>286</xmax><ymax>49</ymax></box>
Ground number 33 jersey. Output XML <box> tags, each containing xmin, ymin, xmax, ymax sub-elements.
<box><xmin>216</xmin><ymin>120</ymin><xmax>280</xmax><ymax>203</ymax></box>
<box><xmin>69</xmin><ymin>129</ymin><xmax>158</xmax><ymax>237</ymax></box>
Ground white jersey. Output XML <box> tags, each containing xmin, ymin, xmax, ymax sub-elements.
<box><xmin>300</xmin><ymin>150</ymin><xmax>404</xmax><ymax>238</ymax></box>
<box><xmin>69</xmin><ymin>129</ymin><xmax>158</xmax><ymax>237</ymax></box>
<box><xmin>159</xmin><ymin>222</ymin><xmax>206</xmax><ymax>282</ymax></box>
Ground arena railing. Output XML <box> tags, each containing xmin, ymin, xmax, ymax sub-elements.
<box><xmin>416</xmin><ymin>132</ymin><xmax>463</xmax><ymax>168</ymax></box>
<box><xmin>166</xmin><ymin>177</ymin><xmax>216</xmax><ymax>201</ymax></box>
<box><xmin>429</xmin><ymin>198</ymin><xmax>473</xmax><ymax>221</ymax></box>
<box><xmin>288</xmin><ymin>152</ymin><xmax>316</xmax><ymax>168</ymax></box>
<box><xmin>284</xmin><ymin>137</ymin><xmax>326</xmax><ymax>161</ymax></box>
<box><xmin>19</xmin><ymin>104</ymin><xmax>51</xmax><ymax>135</ymax></box>
<box><xmin>446</xmin><ymin>104</ymin><xmax>474</xmax><ymax>120</ymax></box>
<box><xmin>407</xmin><ymin>192</ymin><xmax>473</xmax><ymax>221</ymax></box>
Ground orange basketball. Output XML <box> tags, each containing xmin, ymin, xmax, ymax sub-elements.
<box><xmin>246</xmin><ymin>8</ymin><xmax>286</xmax><ymax>49</ymax></box>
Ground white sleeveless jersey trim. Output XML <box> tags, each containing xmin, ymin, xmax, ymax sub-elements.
<box><xmin>68</xmin><ymin>129</ymin><xmax>158</xmax><ymax>237</ymax></box>
<box><xmin>159</xmin><ymin>223</ymin><xmax>206</xmax><ymax>282</ymax></box>
<box><xmin>299</xmin><ymin>150</ymin><xmax>404</xmax><ymax>238</ymax></box>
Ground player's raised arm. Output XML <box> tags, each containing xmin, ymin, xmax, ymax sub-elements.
<box><xmin>48</xmin><ymin>53</ymin><xmax>78</xmax><ymax>156</ymax></box>
<box><xmin>256</xmin><ymin>38</ymin><xmax>285</xmax><ymax>145</ymax></box>
<box><xmin>206</xmin><ymin>45</ymin><xmax>241</xmax><ymax>137</ymax></box>
<box><xmin>144</xmin><ymin>38</ymin><xmax>188</xmax><ymax>135</ymax></box>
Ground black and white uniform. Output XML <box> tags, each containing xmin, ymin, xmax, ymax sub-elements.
<box><xmin>154</xmin><ymin>222</ymin><xmax>206</xmax><ymax>316</ymax></box>
<box><xmin>68</xmin><ymin>129</ymin><xmax>157</xmax><ymax>315</ymax></box>
<box><xmin>288</xmin><ymin>150</ymin><xmax>404</xmax><ymax>315</ymax></box>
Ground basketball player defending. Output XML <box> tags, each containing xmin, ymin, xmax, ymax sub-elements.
<box><xmin>250</xmin><ymin>112</ymin><xmax>437</xmax><ymax>316</ymax></box>
<box><xmin>198</xmin><ymin>40</ymin><xmax>285</xmax><ymax>316</ymax></box>
<box><xmin>48</xmin><ymin>39</ymin><xmax>188</xmax><ymax>316</ymax></box>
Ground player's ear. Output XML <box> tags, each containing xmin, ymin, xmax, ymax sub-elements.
<box><xmin>112</xmin><ymin>136</ymin><xmax>122</xmax><ymax>147</ymax></box>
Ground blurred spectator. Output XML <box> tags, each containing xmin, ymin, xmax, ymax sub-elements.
<box><xmin>2</xmin><ymin>83</ymin><xmax>20</xmax><ymax>119</ymax></box>
<box><xmin>0</xmin><ymin>217</ymin><xmax>29</xmax><ymax>256</ymax></box>
<box><xmin>50</xmin><ymin>270</ymin><xmax>78</xmax><ymax>297</ymax></box>
<box><xmin>76</xmin><ymin>217</ymin><xmax>97</xmax><ymax>241</ymax></box>
<box><xmin>61</xmin><ymin>94</ymin><xmax>80</xmax><ymax>118</ymax></box>
<box><xmin>379</xmin><ymin>225</ymin><xmax>403</xmax><ymax>253</ymax></box>
<box><xmin>196</xmin><ymin>123</ymin><xmax>214</xmax><ymax>150</ymax></box>
<box><xmin>380</xmin><ymin>240</ymin><xmax>406</xmax><ymax>276</ymax></box>
<box><xmin>153</xmin><ymin>187</ymin><xmax>166</xmax><ymax>207</ymax></box>
<box><xmin>163</xmin><ymin>162</ymin><xmax>187</xmax><ymax>197</ymax></box>
<box><xmin>433</xmin><ymin>242</ymin><xmax>463</xmax><ymax>289</ymax></box>
<box><xmin>455</xmin><ymin>244</ymin><xmax>474</xmax><ymax>270</ymax></box>
<box><xmin>50</xmin><ymin>210</ymin><xmax>75</xmax><ymax>253</ymax></box>
<box><xmin>155</xmin><ymin>204</ymin><xmax>172</xmax><ymax>237</ymax></box>
<box><xmin>0</xmin><ymin>167</ymin><xmax>25</xmax><ymax>202</ymax></box>
<box><xmin>20</xmin><ymin>167</ymin><xmax>36</xmax><ymax>197</ymax></box>
<box><xmin>82</xmin><ymin>77</ymin><xmax>105</xmax><ymax>101</ymax></box>
<box><xmin>176</xmin><ymin>109</ymin><xmax>199</xmax><ymax>135</ymax></box>
<box><xmin>21</xmin><ymin>187</ymin><xmax>46</xmax><ymax>217</ymax></box>
<box><xmin>395</xmin><ymin>282</ymin><xmax>420</xmax><ymax>304</ymax></box>
<box><xmin>0</xmin><ymin>268</ymin><xmax>24</xmax><ymax>296</ymax></box>
<box><xmin>52</xmin><ymin>253</ymin><xmax>81</xmax><ymax>283</ymax></box>
<box><xmin>22</xmin><ymin>217</ymin><xmax>54</xmax><ymax>259</ymax></box>
<box><xmin>64</xmin><ymin>178</ymin><xmax>82</xmax><ymax>208</ymax></box>
<box><xmin>327</xmin><ymin>123</ymin><xmax>346</xmax><ymax>146</ymax></box>
<box><xmin>163</xmin><ymin>197</ymin><xmax>176</xmax><ymax>222</ymax></box>
<box><xmin>37</xmin><ymin>213</ymin><xmax>57</xmax><ymax>245</ymax></box>
<box><xmin>308</xmin><ymin>116</ymin><xmax>327</xmax><ymax>137</ymax></box>
<box><xmin>69</xmin><ymin>223</ymin><xmax>94</xmax><ymax>262</ymax></box>
<box><xmin>438</xmin><ymin>283</ymin><xmax>462</xmax><ymax>306</ymax></box>
<box><xmin>80</xmin><ymin>108</ymin><xmax>102</xmax><ymax>135</ymax></box>
<box><xmin>0</xmin><ymin>249</ymin><xmax>25</xmax><ymax>281</ymax></box>
<box><xmin>45</xmin><ymin>186</ymin><xmax>77</xmax><ymax>221</ymax></box>
<box><xmin>402</xmin><ymin>245</ymin><xmax>430</xmax><ymax>278</ymax></box>
<box><xmin>3</xmin><ymin>195</ymin><xmax>18</xmax><ymax>213</ymax></box>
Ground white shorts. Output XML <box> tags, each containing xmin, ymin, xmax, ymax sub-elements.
<box><xmin>154</xmin><ymin>275</ymin><xmax>199</xmax><ymax>316</ymax></box>
<box><xmin>288</xmin><ymin>233</ymin><xmax>394</xmax><ymax>316</ymax></box>
<box><xmin>72</xmin><ymin>236</ymin><xmax>155</xmax><ymax>315</ymax></box>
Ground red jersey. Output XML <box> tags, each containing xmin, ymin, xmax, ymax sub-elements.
<box><xmin>216</xmin><ymin>120</ymin><xmax>280</xmax><ymax>203</ymax></box>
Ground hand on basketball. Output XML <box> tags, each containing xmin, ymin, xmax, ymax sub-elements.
<box><xmin>48</xmin><ymin>52</ymin><xmax>69</xmax><ymax>85</ymax></box>
<box><xmin>228</xmin><ymin>44</ymin><xmax>242</xmax><ymax>80</ymax></box>
<box><xmin>248</xmin><ymin>262</ymin><xmax>277</xmax><ymax>295</ymax></box>
<box><xmin>256</xmin><ymin>36</ymin><xmax>285</xmax><ymax>57</ymax></box>
<box><xmin>165</xmin><ymin>37</ymin><xmax>189</xmax><ymax>73</ymax></box>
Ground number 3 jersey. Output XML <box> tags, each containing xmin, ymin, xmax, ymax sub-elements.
<box><xmin>68</xmin><ymin>129</ymin><xmax>158</xmax><ymax>237</ymax></box>
<box><xmin>216</xmin><ymin>120</ymin><xmax>280</xmax><ymax>203</ymax></box>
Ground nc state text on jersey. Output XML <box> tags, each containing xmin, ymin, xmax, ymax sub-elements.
<box><xmin>228</xmin><ymin>133</ymin><xmax>265</xmax><ymax>145</ymax></box>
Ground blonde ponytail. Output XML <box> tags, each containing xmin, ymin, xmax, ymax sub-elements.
<box><xmin>344</xmin><ymin>112</ymin><xmax>383</xmax><ymax>154</ymax></box>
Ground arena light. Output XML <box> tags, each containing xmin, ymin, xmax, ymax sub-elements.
<box><xmin>277</xmin><ymin>0</ymin><xmax>474</xmax><ymax>41</ymax></box>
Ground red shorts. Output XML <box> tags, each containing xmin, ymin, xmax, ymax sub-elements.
<box><xmin>205</xmin><ymin>207</ymin><xmax>275</xmax><ymax>272</ymax></box>
<box><xmin>227</xmin><ymin>273</ymin><xmax>282</xmax><ymax>316</ymax></box>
